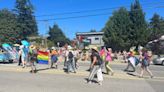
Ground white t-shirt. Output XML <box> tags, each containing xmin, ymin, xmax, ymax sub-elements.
<box><xmin>128</xmin><ymin>57</ymin><xmax>136</xmax><ymax>67</ymax></box>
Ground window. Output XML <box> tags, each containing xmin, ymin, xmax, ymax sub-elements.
<box><xmin>95</xmin><ymin>38</ymin><xmax>99</xmax><ymax>40</ymax></box>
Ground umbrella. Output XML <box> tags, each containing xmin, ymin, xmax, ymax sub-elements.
<box><xmin>21</xmin><ymin>40</ymin><xmax>30</xmax><ymax>46</ymax></box>
<box><xmin>2</xmin><ymin>43</ymin><xmax>10</xmax><ymax>48</ymax></box>
<box><xmin>2</xmin><ymin>43</ymin><xmax>12</xmax><ymax>51</ymax></box>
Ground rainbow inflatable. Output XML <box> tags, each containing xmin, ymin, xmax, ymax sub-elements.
<box><xmin>37</xmin><ymin>51</ymin><xmax>49</xmax><ymax>64</ymax></box>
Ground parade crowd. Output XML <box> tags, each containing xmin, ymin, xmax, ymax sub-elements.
<box><xmin>0</xmin><ymin>41</ymin><xmax>154</xmax><ymax>86</ymax></box>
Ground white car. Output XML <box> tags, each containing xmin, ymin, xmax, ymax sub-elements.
<box><xmin>153</xmin><ymin>56</ymin><xmax>164</xmax><ymax>65</ymax></box>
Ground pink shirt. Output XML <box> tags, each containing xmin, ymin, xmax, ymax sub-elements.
<box><xmin>106</xmin><ymin>52</ymin><xmax>112</xmax><ymax>62</ymax></box>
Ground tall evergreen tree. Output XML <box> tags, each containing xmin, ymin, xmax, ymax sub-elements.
<box><xmin>47</xmin><ymin>24</ymin><xmax>70</xmax><ymax>47</ymax></box>
<box><xmin>129</xmin><ymin>0</ymin><xmax>148</xmax><ymax>47</ymax></box>
<box><xmin>149</xmin><ymin>13</ymin><xmax>164</xmax><ymax>41</ymax></box>
<box><xmin>15</xmin><ymin>0</ymin><xmax>38</xmax><ymax>38</ymax></box>
<box><xmin>103</xmin><ymin>7</ymin><xmax>132</xmax><ymax>51</ymax></box>
<box><xmin>0</xmin><ymin>9</ymin><xmax>21</xmax><ymax>44</ymax></box>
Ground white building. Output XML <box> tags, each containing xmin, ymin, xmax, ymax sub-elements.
<box><xmin>76</xmin><ymin>32</ymin><xmax>104</xmax><ymax>48</ymax></box>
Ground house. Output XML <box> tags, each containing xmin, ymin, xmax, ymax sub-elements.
<box><xmin>76</xmin><ymin>32</ymin><xmax>104</xmax><ymax>49</ymax></box>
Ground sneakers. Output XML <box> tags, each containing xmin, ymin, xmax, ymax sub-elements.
<box><xmin>85</xmin><ymin>80</ymin><xmax>92</xmax><ymax>84</ymax></box>
<box><xmin>98</xmin><ymin>82</ymin><xmax>102</xmax><ymax>86</ymax></box>
<box><xmin>124</xmin><ymin>69</ymin><xmax>128</xmax><ymax>71</ymax></box>
<box><xmin>88</xmin><ymin>81</ymin><xmax>92</xmax><ymax>84</ymax></box>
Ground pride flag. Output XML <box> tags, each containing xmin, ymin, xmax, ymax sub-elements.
<box><xmin>99</xmin><ymin>49</ymin><xmax>105</xmax><ymax>61</ymax></box>
<box><xmin>37</xmin><ymin>51</ymin><xmax>49</xmax><ymax>64</ymax></box>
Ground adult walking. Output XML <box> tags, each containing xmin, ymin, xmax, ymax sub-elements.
<box><xmin>99</xmin><ymin>46</ymin><xmax>106</xmax><ymax>69</ymax></box>
<box><xmin>105</xmin><ymin>48</ymin><xmax>114</xmax><ymax>75</ymax></box>
<box><xmin>29</xmin><ymin>45</ymin><xmax>37</xmax><ymax>73</ymax></box>
<box><xmin>87</xmin><ymin>46</ymin><xmax>103</xmax><ymax>85</ymax></box>
<box><xmin>124</xmin><ymin>51</ymin><xmax>136</xmax><ymax>72</ymax></box>
<box><xmin>19</xmin><ymin>45</ymin><xmax>28</xmax><ymax>68</ymax></box>
<box><xmin>50</xmin><ymin>47</ymin><xmax>58</xmax><ymax>69</ymax></box>
<box><xmin>66</xmin><ymin>46</ymin><xmax>76</xmax><ymax>73</ymax></box>
<box><xmin>73</xmin><ymin>48</ymin><xmax>79</xmax><ymax>69</ymax></box>
<box><xmin>139</xmin><ymin>49</ymin><xmax>153</xmax><ymax>78</ymax></box>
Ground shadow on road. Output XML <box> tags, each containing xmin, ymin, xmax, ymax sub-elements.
<box><xmin>84</xmin><ymin>78</ymin><xmax>98</xmax><ymax>83</ymax></box>
<box><xmin>126</xmin><ymin>72</ymin><xmax>138</xmax><ymax>77</ymax></box>
<box><xmin>0</xmin><ymin>62</ymin><xmax>13</xmax><ymax>64</ymax></box>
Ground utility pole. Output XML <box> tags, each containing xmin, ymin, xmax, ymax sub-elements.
<box><xmin>44</xmin><ymin>20</ymin><xmax>49</xmax><ymax>49</ymax></box>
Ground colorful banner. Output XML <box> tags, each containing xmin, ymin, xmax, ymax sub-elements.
<box><xmin>37</xmin><ymin>51</ymin><xmax>49</xmax><ymax>64</ymax></box>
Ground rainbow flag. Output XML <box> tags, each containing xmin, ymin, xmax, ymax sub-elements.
<box><xmin>99</xmin><ymin>49</ymin><xmax>105</xmax><ymax>61</ymax></box>
<box><xmin>37</xmin><ymin>51</ymin><xmax>49</xmax><ymax>64</ymax></box>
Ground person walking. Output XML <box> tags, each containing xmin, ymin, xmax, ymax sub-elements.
<box><xmin>139</xmin><ymin>49</ymin><xmax>153</xmax><ymax>78</ymax></box>
<box><xmin>73</xmin><ymin>48</ymin><xmax>79</xmax><ymax>69</ymax></box>
<box><xmin>63</xmin><ymin>48</ymin><xmax>67</xmax><ymax>69</ymax></box>
<box><xmin>66</xmin><ymin>46</ymin><xmax>76</xmax><ymax>73</ymax></box>
<box><xmin>124</xmin><ymin>51</ymin><xmax>136</xmax><ymax>72</ymax></box>
<box><xmin>105</xmin><ymin>48</ymin><xmax>114</xmax><ymax>75</ymax></box>
<box><xmin>87</xmin><ymin>46</ymin><xmax>103</xmax><ymax>85</ymax></box>
<box><xmin>29</xmin><ymin>45</ymin><xmax>38</xmax><ymax>73</ymax></box>
<box><xmin>19</xmin><ymin>45</ymin><xmax>28</xmax><ymax>68</ymax></box>
<box><xmin>99</xmin><ymin>46</ymin><xmax>106</xmax><ymax>69</ymax></box>
<box><xmin>50</xmin><ymin>47</ymin><xmax>58</xmax><ymax>69</ymax></box>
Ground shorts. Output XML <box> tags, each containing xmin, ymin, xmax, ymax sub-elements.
<box><xmin>21</xmin><ymin>56</ymin><xmax>28</xmax><ymax>62</ymax></box>
<box><xmin>51</xmin><ymin>55</ymin><xmax>58</xmax><ymax>63</ymax></box>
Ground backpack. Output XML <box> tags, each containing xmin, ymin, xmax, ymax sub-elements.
<box><xmin>135</xmin><ymin>57</ymin><xmax>140</xmax><ymax>66</ymax></box>
<box><xmin>68</xmin><ymin>51</ymin><xmax>74</xmax><ymax>59</ymax></box>
<box><xmin>97</xmin><ymin>58</ymin><xmax>103</xmax><ymax>66</ymax></box>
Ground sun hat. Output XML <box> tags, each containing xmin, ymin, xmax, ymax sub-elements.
<box><xmin>51</xmin><ymin>47</ymin><xmax>56</xmax><ymax>50</ymax></box>
<box><xmin>67</xmin><ymin>45</ymin><xmax>72</xmax><ymax>50</ymax></box>
<box><xmin>30</xmin><ymin>45</ymin><xmax>36</xmax><ymax>50</ymax></box>
<box><xmin>91</xmin><ymin>46</ymin><xmax>99</xmax><ymax>52</ymax></box>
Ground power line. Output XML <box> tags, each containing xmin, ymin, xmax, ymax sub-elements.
<box><xmin>35</xmin><ymin>1</ymin><xmax>164</xmax><ymax>17</ymax></box>
<box><xmin>1</xmin><ymin>5</ymin><xmax>163</xmax><ymax>23</ymax></box>
<box><xmin>37</xmin><ymin>6</ymin><xmax>164</xmax><ymax>21</ymax></box>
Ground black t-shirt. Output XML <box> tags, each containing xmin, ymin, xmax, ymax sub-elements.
<box><xmin>91</xmin><ymin>52</ymin><xmax>102</xmax><ymax>65</ymax></box>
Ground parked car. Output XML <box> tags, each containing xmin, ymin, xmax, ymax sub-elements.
<box><xmin>153</xmin><ymin>55</ymin><xmax>164</xmax><ymax>65</ymax></box>
<box><xmin>0</xmin><ymin>52</ymin><xmax>13</xmax><ymax>63</ymax></box>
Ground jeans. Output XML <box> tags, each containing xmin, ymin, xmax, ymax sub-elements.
<box><xmin>67</xmin><ymin>58</ymin><xmax>76</xmax><ymax>72</ymax></box>
<box><xmin>88</xmin><ymin>65</ymin><xmax>101</xmax><ymax>81</ymax></box>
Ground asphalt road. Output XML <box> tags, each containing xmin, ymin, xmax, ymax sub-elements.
<box><xmin>0</xmin><ymin>61</ymin><xmax>163</xmax><ymax>92</ymax></box>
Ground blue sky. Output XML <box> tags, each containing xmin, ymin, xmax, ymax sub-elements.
<box><xmin>0</xmin><ymin>0</ymin><xmax>164</xmax><ymax>40</ymax></box>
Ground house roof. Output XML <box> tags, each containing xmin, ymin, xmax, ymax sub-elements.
<box><xmin>76</xmin><ymin>32</ymin><xmax>104</xmax><ymax>36</ymax></box>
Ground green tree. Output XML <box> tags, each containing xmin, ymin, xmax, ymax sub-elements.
<box><xmin>47</xmin><ymin>24</ymin><xmax>70</xmax><ymax>47</ymax></box>
<box><xmin>0</xmin><ymin>9</ymin><xmax>21</xmax><ymax>44</ymax></box>
<box><xmin>149</xmin><ymin>13</ymin><xmax>164</xmax><ymax>41</ymax></box>
<box><xmin>15</xmin><ymin>0</ymin><xmax>38</xmax><ymax>38</ymax></box>
<box><xmin>102</xmin><ymin>7</ymin><xmax>132</xmax><ymax>51</ymax></box>
<box><xmin>129</xmin><ymin>0</ymin><xmax>148</xmax><ymax>47</ymax></box>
